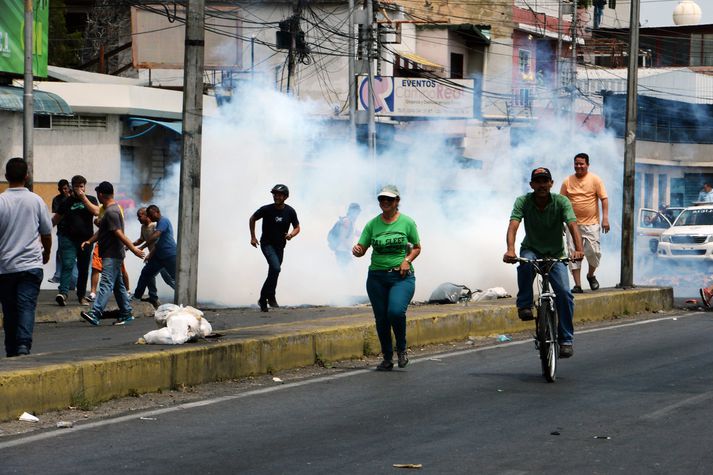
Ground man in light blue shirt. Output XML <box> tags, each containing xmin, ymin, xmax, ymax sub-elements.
<box><xmin>0</xmin><ymin>158</ymin><xmax>52</xmax><ymax>357</ymax></box>
<box><xmin>698</xmin><ymin>183</ymin><xmax>713</xmax><ymax>202</ymax></box>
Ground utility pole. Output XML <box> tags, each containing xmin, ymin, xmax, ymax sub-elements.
<box><xmin>555</xmin><ymin>0</ymin><xmax>564</xmax><ymax>116</ymax></box>
<box><xmin>175</xmin><ymin>0</ymin><xmax>205</xmax><ymax>306</ymax></box>
<box><xmin>348</xmin><ymin>0</ymin><xmax>356</xmax><ymax>137</ymax></box>
<box><xmin>570</xmin><ymin>0</ymin><xmax>578</xmax><ymax>127</ymax></box>
<box><xmin>23</xmin><ymin>0</ymin><xmax>34</xmax><ymax>190</ymax></box>
<box><xmin>366</xmin><ymin>0</ymin><xmax>376</xmax><ymax>159</ymax></box>
<box><xmin>286</xmin><ymin>1</ymin><xmax>300</xmax><ymax>94</ymax></box>
<box><xmin>619</xmin><ymin>0</ymin><xmax>641</xmax><ymax>288</ymax></box>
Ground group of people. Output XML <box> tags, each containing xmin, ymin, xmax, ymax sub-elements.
<box><xmin>0</xmin><ymin>157</ymin><xmax>179</xmax><ymax>357</ymax></box>
<box><xmin>1</xmin><ymin>152</ymin><xmax>606</xmax><ymax>369</ymax></box>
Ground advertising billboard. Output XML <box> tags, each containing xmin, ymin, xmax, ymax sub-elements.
<box><xmin>357</xmin><ymin>76</ymin><xmax>474</xmax><ymax>118</ymax></box>
<box><xmin>0</xmin><ymin>0</ymin><xmax>50</xmax><ymax>77</ymax></box>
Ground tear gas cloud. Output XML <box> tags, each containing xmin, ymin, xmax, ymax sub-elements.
<box><xmin>146</xmin><ymin>82</ymin><xmax>635</xmax><ymax>307</ymax></box>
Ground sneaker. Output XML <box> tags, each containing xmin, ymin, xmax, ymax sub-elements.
<box><xmin>376</xmin><ymin>359</ymin><xmax>394</xmax><ymax>371</ymax></box>
<box><xmin>268</xmin><ymin>298</ymin><xmax>280</xmax><ymax>308</ymax></box>
<box><xmin>559</xmin><ymin>343</ymin><xmax>574</xmax><ymax>358</ymax></box>
<box><xmin>397</xmin><ymin>351</ymin><xmax>409</xmax><ymax>368</ymax></box>
<box><xmin>79</xmin><ymin>297</ymin><xmax>92</xmax><ymax>306</ymax></box>
<box><xmin>700</xmin><ymin>288</ymin><xmax>713</xmax><ymax>308</ymax></box>
<box><xmin>113</xmin><ymin>315</ymin><xmax>135</xmax><ymax>326</ymax></box>
<box><xmin>48</xmin><ymin>277</ymin><xmax>59</xmax><ymax>284</ymax></box>
<box><xmin>142</xmin><ymin>297</ymin><xmax>161</xmax><ymax>309</ymax></box>
<box><xmin>16</xmin><ymin>345</ymin><xmax>30</xmax><ymax>356</ymax></box>
<box><xmin>258</xmin><ymin>298</ymin><xmax>269</xmax><ymax>313</ymax></box>
<box><xmin>587</xmin><ymin>275</ymin><xmax>600</xmax><ymax>291</ymax></box>
<box><xmin>55</xmin><ymin>293</ymin><xmax>67</xmax><ymax>306</ymax></box>
<box><xmin>517</xmin><ymin>307</ymin><xmax>534</xmax><ymax>321</ymax></box>
<box><xmin>87</xmin><ymin>292</ymin><xmax>96</xmax><ymax>302</ymax></box>
<box><xmin>80</xmin><ymin>310</ymin><xmax>100</xmax><ymax>326</ymax></box>
<box><xmin>571</xmin><ymin>286</ymin><xmax>584</xmax><ymax>294</ymax></box>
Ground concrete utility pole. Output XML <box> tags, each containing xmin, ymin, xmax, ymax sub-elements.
<box><xmin>570</xmin><ymin>0</ymin><xmax>578</xmax><ymax>126</ymax></box>
<box><xmin>175</xmin><ymin>0</ymin><xmax>205</xmax><ymax>306</ymax></box>
<box><xmin>348</xmin><ymin>0</ymin><xmax>356</xmax><ymax>137</ymax></box>
<box><xmin>23</xmin><ymin>0</ymin><xmax>34</xmax><ymax>190</ymax></box>
<box><xmin>619</xmin><ymin>0</ymin><xmax>641</xmax><ymax>288</ymax></box>
<box><xmin>286</xmin><ymin>1</ymin><xmax>300</xmax><ymax>94</ymax></box>
<box><xmin>366</xmin><ymin>0</ymin><xmax>376</xmax><ymax>159</ymax></box>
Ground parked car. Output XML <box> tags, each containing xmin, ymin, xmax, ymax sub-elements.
<box><xmin>636</xmin><ymin>207</ymin><xmax>685</xmax><ymax>255</ymax></box>
<box><xmin>656</xmin><ymin>204</ymin><xmax>713</xmax><ymax>260</ymax></box>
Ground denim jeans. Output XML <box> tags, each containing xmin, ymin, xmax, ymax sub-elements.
<box><xmin>0</xmin><ymin>268</ymin><xmax>43</xmax><ymax>356</ymax></box>
<box><xmin>366</xmin><ymin>269</ymin><xmax>416</xmax><ymax>361</ymax></box>
<box><xmin>260</xmin><ymin>244</ymin><xmax>284</xmax><ymax>301</ymax></box>
<box><xmin>133</xmin><ymin>255</ymin><xmax>177</xmax><ymax>300</ymax></box>
<box><xmin>516</xmin><ymin>248</ymin><xmax>574</xmax><ymax>344</ymax></box>
<box><xmin>146</xmin><ymin>268</ymin><xmax>176</xmax><ymax>301</ymax></box>
<box><xmin>91</xmin><ymin>258</ymin><xmax>132</xmax><ymax>318</ymax></box>
<box><xmin>59</xmin><ymin>235</ymin><xmax>91</xmax><ymax>299</ymax></box>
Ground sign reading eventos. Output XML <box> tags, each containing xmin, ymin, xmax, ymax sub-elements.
<box><xmin>357</xmin><ymin>76</ymin><xmax>474</xmax><ymax>118</ymax></box>
<box><xmin>0</xmin><ymin>0</ymin><xmax>50</xmax><ymax>77</ymax></box>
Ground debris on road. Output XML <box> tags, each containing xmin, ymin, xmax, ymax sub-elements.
<box><xmin>393</xmin><ymin>463</ymin><xmax>422</xmax><ymax>469</ymax></box>
<box><xmin>593</xmin><ymin>435</ymin><xmax>611</xmax><ymax>440</ymax></box>
<box><xmin>18</xmin><ymin>412</ymin><xmax>39</xmax><ymax>422</ymax></box>
<box><xmin>272</xmin><ymin>377</ymin><xmax>284</xmax><ymax>383</ymax></box>
<box><xmin>139</xmin><ymin>417</ymin><xmax>157</xmax><ymax>421</ymax></box>
<box><xmin>496</xmin><ymin>334</ymin><xmax>512</xmax><ymax>342</ymax></box>
<box><xmin>56</xmin><ymin>421</ymin><xmax>74</xmax><ymax>428</ymax></box>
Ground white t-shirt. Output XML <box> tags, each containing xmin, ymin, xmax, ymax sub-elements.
<box><xmin>0</xmin><ymin>187</ymin><xmax>52</xmax><ymax>274</ymax></box>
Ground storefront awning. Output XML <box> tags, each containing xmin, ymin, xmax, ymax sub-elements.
<box><xmin>398</xmin><ymin>52</ymin><xmax>444</xmax><ymax>72</ymax></box>
<box><xmin>0</xmin><ymin>86</ymin><xmax>73</xmax><ymax>115</ymax></box>
<box><xmin>122</xmin><ymin>117</ymin><xmax>182</xmax><ymax>140</ymax></box>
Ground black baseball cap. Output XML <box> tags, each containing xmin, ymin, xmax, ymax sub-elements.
<box><xmin>95</xmin><ymin>181</ymin><xmax>114</xmax><ymax>195</ymax></box>
<box><xmin>531</xmin><ymin>167</ymin><xmax>552</xmax><ymax>181</ymax></box>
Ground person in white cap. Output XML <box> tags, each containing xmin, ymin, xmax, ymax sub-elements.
<box><xmin>352</xmin><ymin>185</ymin><xmax>421</xmax><ymax>371</ymax></box>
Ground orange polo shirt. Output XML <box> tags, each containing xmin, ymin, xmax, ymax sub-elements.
<box><xmin>560</xmin><ymin>172</ymin><xmax>607</xmax><ymax>225</ymax></box>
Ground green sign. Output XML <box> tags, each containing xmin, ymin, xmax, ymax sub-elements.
<box><xmin>0</xmin><ymin>0</ymin><xmax>49</xmax><ymax>77</ymax></box>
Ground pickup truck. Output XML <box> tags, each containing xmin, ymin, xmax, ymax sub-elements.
<box><xmin>636</xmin><ymin>207</ymin><xmax>685</xmax><ymax>255</ymax></box>
<box><xmin>656</xmin><ymin>204</ymin><xmax>713</xmax><ymax>261</ymax></box>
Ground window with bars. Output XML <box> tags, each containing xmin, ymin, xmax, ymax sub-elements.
<box><xmin>50</xmin><ymin>115</ymin><xmax>108</xmax><ymax>129</ymax></box>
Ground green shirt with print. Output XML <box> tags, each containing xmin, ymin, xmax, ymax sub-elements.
<box><xmin>358</xmin><ymin>214</ymin><xmax>420</xmax><ymax>271</ymax></box>
<box><xmin>510</xmin><ymin>192</ymin><xmax>576</xmax><ymax>257</ymax></box>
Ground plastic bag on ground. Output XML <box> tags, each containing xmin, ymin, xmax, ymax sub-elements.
<box><xmin>472</xmin><ymin>287</ymin><xmax>510</xmax><ymax>302</ymax></box>
<box><xmin>154</xmin><ymin>303</ymin><xmax>180</xmax><ymax>326</ymax></box>
<box><xmin>142</xmin><ymin>307</ymin><xmax>212</xmax><ymax>345</ymax></box>
<box><xmin>428</xmin><ymin>283</ymin><xmax>475</xmax><ymax>304</ymax></box>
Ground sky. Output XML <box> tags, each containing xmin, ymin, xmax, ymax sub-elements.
<box><xmin>641</xmin><ymin>0</ymin><xmax>713</xmax><ymax>27</ymax></box>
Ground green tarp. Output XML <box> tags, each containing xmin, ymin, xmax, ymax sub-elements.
<box><xmin>0</xmin><ymin>0</ymin><xmax>50</xmax><ymax>77</ymax></box>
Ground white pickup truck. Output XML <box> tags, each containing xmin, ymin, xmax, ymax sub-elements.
<box><xmin>656</xmin><ymin>204</ymin><xmax>713</xmax><ymax>261</ymax></box>
<box><xmin>636</xmin><ymin>207</ymin><xmax>685</xmax><ymax>255</ymax></box>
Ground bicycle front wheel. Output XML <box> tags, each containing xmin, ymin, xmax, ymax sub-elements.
<box><xmin>537</xmin><ymin>302</ymin><xmax>558</xmax><ymax>383</ymax></box>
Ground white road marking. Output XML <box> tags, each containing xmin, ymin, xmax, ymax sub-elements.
<box><xmin>642</xmin><ymin>391</ymin><xmax>713</xmax><ymax>421</ymax></box>
<box><xmin>0</xmin><ymin>311</ymin><xmax>704</xmax><ymax>449</ymax></box>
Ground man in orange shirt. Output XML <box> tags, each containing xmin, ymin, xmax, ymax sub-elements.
<box><xmin>560</xmin><ymin>153</ymin><xmax>610</xmax><ymax>293</ymax></box>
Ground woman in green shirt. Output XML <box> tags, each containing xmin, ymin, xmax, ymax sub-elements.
<box><xmin>352</xmin><ymin>185</ymin><xmax>421</xmax><ymax>371</ymax></box>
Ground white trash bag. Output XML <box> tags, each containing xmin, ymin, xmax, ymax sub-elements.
<box><xmin>139</xmin><ymin>305</ymin><xmax>212</xmax><ymax>345</ymax></box>
<box><xmin>472</xmin><ymin>287</ymin><xmax>510</xmax><ymax>302</ymax></box>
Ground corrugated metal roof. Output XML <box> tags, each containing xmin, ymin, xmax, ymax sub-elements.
<box><xmin>0</xmin><ymin>86</ymin><xmax>73</xmax><ymax>115</ymax></box>
<box><xmin>398</xmin><ymin>52</ymin><xmax>444</xmax><ymax>70</ymax></box>
<box><xmin>577</xmin><ymin>67</ymin><xmax>713</xmax><ymax>104</ymax></box>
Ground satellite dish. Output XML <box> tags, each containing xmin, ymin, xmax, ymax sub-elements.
<box><xmin>673</xmin><ymin>0</ymin><xmax>702</xmax><ymax>26</ymax></box>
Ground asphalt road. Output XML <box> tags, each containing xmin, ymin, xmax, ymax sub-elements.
<box><xmin>2</xmin><ymin>311</ymin><xmax>713</xmax><ymax>474</ymax></box>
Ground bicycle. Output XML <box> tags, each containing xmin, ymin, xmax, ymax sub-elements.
<box><xmin>514</xmin><ymin>256</ymin><xmax>570</xmax><ymax>383</ymax></box>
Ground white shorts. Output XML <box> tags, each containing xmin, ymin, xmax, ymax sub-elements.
<box><xmin>566</xmin><ymin>224</ymin><xmax>601</xmax><ymax>271</ymax></box>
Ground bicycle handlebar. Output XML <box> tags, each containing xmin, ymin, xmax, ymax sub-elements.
<box><xmin>512</xmin><ymin>257</ymin><xmax>570</xmax><ymax>265</ymax></box>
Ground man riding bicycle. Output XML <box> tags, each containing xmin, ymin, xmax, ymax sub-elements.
<box><xmin>503</xmin><ymin>167</ymin><xmax>584</xmax><ymax>358</ymax></box>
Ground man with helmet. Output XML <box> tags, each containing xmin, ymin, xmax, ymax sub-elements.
<box><xmin>249</xmin><ymin>184</ymin><xmax>301</xmax><ymax>312</ymax></box>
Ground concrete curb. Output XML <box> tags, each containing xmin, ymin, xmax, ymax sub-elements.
<box><xmin>0</xmin><ymin>287</ymin><xmax>673</xmax><ymax>421</ymax></box>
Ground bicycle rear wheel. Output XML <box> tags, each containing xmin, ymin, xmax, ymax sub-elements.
<box><xmin>537</xmin><ymin>302</ymin><xmax>558</xmax><ymax>382</ymax></box>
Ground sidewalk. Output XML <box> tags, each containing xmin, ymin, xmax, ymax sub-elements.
<box><xmin>0</xmin><ymin>287</ymin><xmax>673</xmax><ymax>421</ymax></box>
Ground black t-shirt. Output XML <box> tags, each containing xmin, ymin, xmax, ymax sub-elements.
<box><xmin>52</xmin><ymin>193</ymin><xmax>69</xmax><ymax>235</ymax></box>
<box><xmin>97</xmin><ymin>204</ymin><xmax>125</xmax><ymax>259</ymax></box>
<box><xmin>253</xmin><ymin>204</ymin><xmax>299</xmax><ymax>247</ymax></box>
<box><xmin>56</xmin><ymin>195</ymin><xmax>98</xmax><ymax>242</ymax></box>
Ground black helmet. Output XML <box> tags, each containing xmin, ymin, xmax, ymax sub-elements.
<box><xmin>271</xmin><ymin>184</ymin><xmax>289</xmax><ymax>197</ymax></box>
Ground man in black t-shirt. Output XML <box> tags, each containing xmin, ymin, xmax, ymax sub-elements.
<box><xmin>48</xmin><ymin>179</ymin><xmax>72</xmax><ymax>284</ymax></box>
<box><xmin>79</xmin><ymin>181</ymin><xmax>144</xmax><ymax>326</ymax></box>
<box><xmin>51</xmin><ymin>175</ymin><xmax>99</xmax><ymax>306</ymax></box>
<box><xmin>249</xmin><ymin>184</ymin><xmax>300</xmax><ymax>312</ymax></box>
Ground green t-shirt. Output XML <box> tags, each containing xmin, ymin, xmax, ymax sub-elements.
<box><xmin>358</xmin><ymin>213</ymin><xmax>420</xmax><ymax>271</ymax></box>
<box><xmin>510</xmin><ymin>193</ymin><xmax>576</xmax><ymax>257</ymax></box>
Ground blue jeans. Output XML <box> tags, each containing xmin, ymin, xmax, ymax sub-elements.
<box><xmin>0</xmin><ymin>268</ymin><xmax>43</xmax><ymax>356</ymax></box>
<box><xmin>146</xmin><ymin>268</ymin><xmax>176</xmax><ymax>301</ymax></box>
<box><xmin>133</xmin><ymin>255</ymin><xmax>177</xmax><ymax>300</ymax></box>
<box><xmin>91</xmin><ymin>258</ymin><xmax>132</xmax><ymax>318</ymax></box>
<box><xmin>516</xmin><ymin>248</ymin><xmax>574</xmax><ymax>344</ymax></box>
<box><xmin>366</xmin><ymin>269</ymin><xmax>416</xmax><ymax>361</ymax></box>
<box><xmin>59</xmin><ymin>235</ymin><xmax>91</xmax><ymax>299</ymax></box>
<box><xmin>260</xmin><ymin>244</ymin><xmax>284</xmax><ymax>301</ymax></box>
